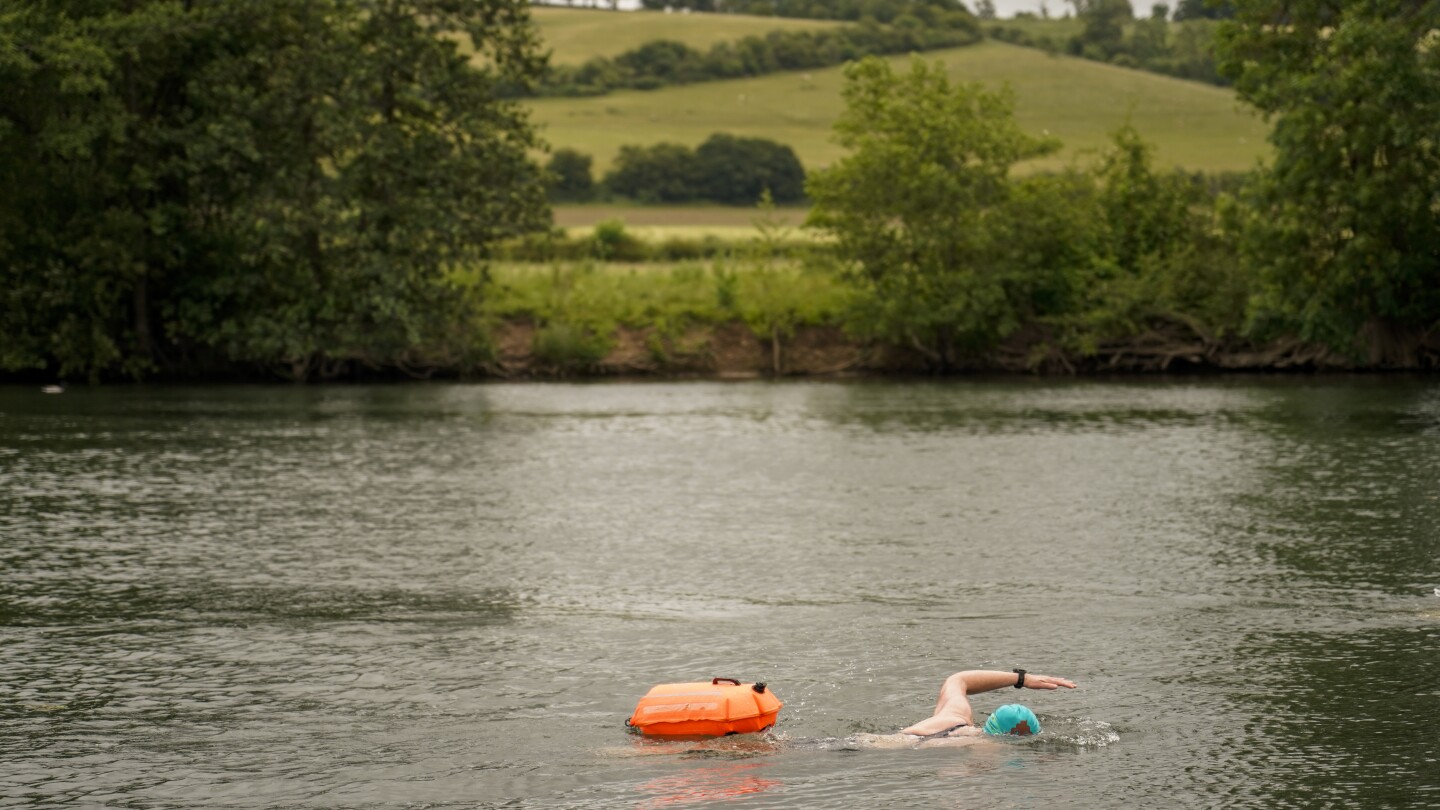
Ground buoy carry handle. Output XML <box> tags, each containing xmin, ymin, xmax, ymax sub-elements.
<box><xmin>712</xmin><ymin>677</ymin><xmax>741</xmax><ymax>686</ymax></box>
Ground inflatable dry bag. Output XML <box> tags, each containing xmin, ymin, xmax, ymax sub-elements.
<box><xmin>626</xmin><ymin>678</ymin><xmax>783</xmax><ymax>737</ymax></box>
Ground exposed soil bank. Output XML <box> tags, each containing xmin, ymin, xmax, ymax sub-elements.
<box><xmin>487</xmin><ymin>320</ymin><xmax>1440</xmax><ymax>378</ymax></box>
<box><xmin>10</xmin><ymin>319</ymin><xmax>1437</xmax><ymax>385</ymax></box>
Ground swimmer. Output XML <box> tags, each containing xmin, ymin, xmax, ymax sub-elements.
<box><xmin>853</xmin><ymin>669</ymin><xmax>1077</xmax><ymax>748</ymax></box>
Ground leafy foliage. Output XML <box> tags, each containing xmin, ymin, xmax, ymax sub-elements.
<box><xmin>806</xmin><ymin>55</ymin><xmax>1258</xmax><ymax>369</ymax></box>
<box><xmin>601</xmin><ymin>134</ymin><xmax>806</xmax><ymax>204</ymax></box>
<box><xmin>0</xmin><ymin>0</ymin><xmax>548</xmax><ymax>381</ymax></box>
<box><xmin>806</xmin><ymin>56</ymin><xmax>1059</xmax><ymax>368</ymax></box>
<box><xmin>990</xmin><ymin>14</ymin><xmax>1228</xmax><ymax>87</ymax></box>
<box><xmin>1173</xmin><ymin>0</ymin><xmax>1234</xmax><ymax>20</ymax></box>
<box><xmin>546</xmin><ymin>148</ymin><xmax>596</xmax><ymax>202</ymax></box>
<box><xmin>590</xmin><ymin>219</ymin><xmax>649</xmax><ymax>262</ymax></box>
<box><xmin>1216</xmin><ymin>0</ymin><xmax>1440</xmax><ymax>360</ymax></box>
<box><xmin>1071</xmin><ymin>0</ymin><xmax>1133</xmax><ymax>61</ymax></box>
<box><xmin>604</xmin><ymin>143</ymin><xmax>702</xmax><ymax>203</ymax></box>
<box><xmin>736</xmin><ymin>191</ymin><xmax>853</xmax><ymax>370</ymax></box>
<box><xmin>1054</xmin><ymin>126</ymin><xmax>1249</xmax><ymax>353</ymax></box>
<box><xmin>694</xmin><ymin>135</ymin><xmax>807</xmax><ymax>205</ymax></box>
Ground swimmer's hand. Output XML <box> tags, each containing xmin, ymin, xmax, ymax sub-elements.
<box><xmin>1020</xmin><ymin>674</ymin><xmax>1077</xmax><ymax>690</ymax></box>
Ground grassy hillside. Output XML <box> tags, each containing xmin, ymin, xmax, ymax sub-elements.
<box><xmin>532</xmin><ymin>7</ymin><xmax>844</xmax><ymax>66</ymax></box>
<box><xmin>526</xmin><ymin>40</ymin><xmax>1270</xmax><ymax>175</ymax></box>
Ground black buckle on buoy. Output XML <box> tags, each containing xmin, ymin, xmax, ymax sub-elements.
<box><xmin>753</xmin><ymin>682</ymin><xmax>767</xmax><ymax>693</ymax></box>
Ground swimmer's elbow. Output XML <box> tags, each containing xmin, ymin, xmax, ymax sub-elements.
<box><xmin>951</xmin><ymin>671</ymin><xmax>985</xmax><ymax>692</ymax></box>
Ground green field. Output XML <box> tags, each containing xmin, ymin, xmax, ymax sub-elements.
<box><xmin>532</xmin><ymin>7</ymin><xmax>843</xmax><ymax>66</ymax></box>
<box><xmin>526</xmin><ymin>40</ymin><xmax>1270</xmax><ymax>175</ymax></box>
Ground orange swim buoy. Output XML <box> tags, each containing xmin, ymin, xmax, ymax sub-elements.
<box><xmin>626</xmin><ymin>678</ymin><xmax>783</xmax><ymax>737</ymax></box>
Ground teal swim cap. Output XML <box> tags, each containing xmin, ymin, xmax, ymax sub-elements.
<box><xmin>983</xmin><ymin>704</ymin><xmax>1040</xmax><ymax>736</ymax></box>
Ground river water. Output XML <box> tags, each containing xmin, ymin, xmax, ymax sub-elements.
<box><xmin>2</xmin><ymin>380</ymin><xmax>1437</xmax><ymax>808</ymax></box>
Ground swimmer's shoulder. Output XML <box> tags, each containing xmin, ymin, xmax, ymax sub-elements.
<box><xmin>916</xmin><ymin>734</ymin><xmax>985</xmax><ymax>748</ymax></box>
<box><xmin>917</xmin><ymin>725</ymin><xmax>984</xmax><ymax>746</ymax></box>
<box><xmin>846</xmin><ymin>729</ymin><xmax>987</xmax><ymax>749</ymax></box>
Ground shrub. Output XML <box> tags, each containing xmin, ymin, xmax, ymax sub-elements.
<box><xmin>694</xmin><ymin>134</ymin><xmax>807</xmax><ymax>204</ymax></box>
<box><xmin>614</xmin><ymin>40</ymin><xmax>705</xmax><ymax>84</ymax></box>
<box><xmin>603</xmin><ymin>143</ymin><xmax>700</xmax><ymax>203</ymax></box>
<box><xmin>545</xmin><ymin>149</ymin><xmax>595</xmax><ymax>202</ymax></box>
<box><xmin>806</xmin><ymin>56</ymin><xmax>1059</xmax><ymax>369</ymax></box>
<box><xmin>653</xmin><ymin>235</ymin><xmax>733</xmax><ymax>261</ymax></box>
<box><xmin>602</xmin><ymin>134</ymin><xmax>807</xmax><ymax>205</ymax></box>
<box><xmin>589</xmin><ymin>220</ymin><xmax>649</xmax><ymax>262</ymax></box>
<box><xmin>532</xmin><ymin>323</ymin><xmax>611</xmax><ymax>374</ymax></box>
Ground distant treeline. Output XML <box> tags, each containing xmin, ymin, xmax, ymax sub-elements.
<box><xmin>640</xmin><ymin>0</ymin><xmax>1230</xmax><ymax>23</ymax></box>
<box><xmin>539</xmin><ymin>16</ymin><xmax>980</xmax><ymax>96</ymax></box>
<box><xmin>546</xmin><ymin>134</ymin><xmax>807</xmax><ymax>204</ymax></box>
<box><xmin>638</xmin><ymin>0</ymin><xmax>971</xmax><ymax>23</ymax></box>
<box><xmin>991</xmin><ymin>0</ymin><xmax>1228</xmax><ymax>86</ymax></box>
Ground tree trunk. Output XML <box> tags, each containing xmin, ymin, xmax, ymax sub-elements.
<box><xmin>133</xmin><ymin>275</ymin><xmax>152</xmax><ymax>361</ymax></box>
<box><xmin>1365</xmin><ymin>319</ymin><xmax>1420</xmax><ymax>368</ymax></box>
<box><xmin>936</xmin><ymin>326</ymin><xmax>955</xmax><ymax>374</ymax></box>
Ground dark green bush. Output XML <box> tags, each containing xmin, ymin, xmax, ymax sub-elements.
<box><xmin>589</xmin><ymin>220</ymin><xmax>649</xmax><ymax>262</ymax></box>
<box><xmin>545</xmin><ymin>149</ymin><xmax>595</xmax><ymax>202</ymax></box>
<box><xmin>604</xmin><ymin>144</ymin><xmax>701</xmax><ymax>203</ymax></box>
<box><xmin>694</xmin><ymin>134</ymin><xmax>807</xmax><ymax>204</ymax></box>
<box><xmin>601</xmin><ymin>135</ymin><xmax>806</xmax><ymax>205</ymax></box>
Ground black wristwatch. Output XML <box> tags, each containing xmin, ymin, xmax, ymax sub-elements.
<box><xmin>1013</xmin><ymin>669</ymin><xmax>1026</xmax><ymax>689</ymax></box>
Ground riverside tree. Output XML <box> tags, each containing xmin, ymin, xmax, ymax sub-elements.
<box><xmin>1217</xmin><ymin>0</ymin><xmax>1440</xmax><ymax>363</ymax></box>
<box><xmin>806</xmin><ymin>56</ymin><xmax>1057</xmax><ymax>370</ymax></box>
<box><xmin>0</xmin><ymin>0</ymin><xmax>549</xmax><ymax>381</ymax></box>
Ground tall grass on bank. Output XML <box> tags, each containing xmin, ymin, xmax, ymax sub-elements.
<box><xmin>496</xmin><ymin>217</ymin><xmax>825</xmax><ymax>263</ymax></box>
<box><xmin>456</xmin><ymin>258</ymin><xmax>852</xmax><ymax>372</ymax></box>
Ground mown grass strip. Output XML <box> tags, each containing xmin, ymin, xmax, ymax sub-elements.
<box><xmin>552</xmin><ymin>203</ymin><xmax>809</xmax><ymax>229</ymax></box>
<box><xmin>554</xmin><ymin>224</ymin><xmax>827</xmax><ymax>242</ymax></box>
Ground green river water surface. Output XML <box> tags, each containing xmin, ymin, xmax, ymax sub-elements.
<box><xmin>2</xmin><ymin>380</ymin><xmax>1437</xmax><ymax>808</ymax></box>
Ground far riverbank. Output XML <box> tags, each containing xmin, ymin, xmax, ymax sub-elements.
<box><xmin>483</xmin><ymin>319</ymin><xmax>1440</xmax><ymax>379</ymax></box>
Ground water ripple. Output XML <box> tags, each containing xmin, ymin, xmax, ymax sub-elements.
<box><xmin>2</xmin><ymin>380</ymin><xmax>1436</xmax><ymax>808</ymax></box>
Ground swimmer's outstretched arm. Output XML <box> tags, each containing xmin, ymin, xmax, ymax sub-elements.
<box><xmin>947</xmin><ymin>670</ymin><xmax>1076</xmax><ymax>699</ymax></box>
<box><xmin>902</xmin><ymin>670</ymin><xmax>1077</xmax><ymax>736</ymax></box>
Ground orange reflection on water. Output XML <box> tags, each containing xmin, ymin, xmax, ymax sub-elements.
<box><xmin>635</xmin><ymin>761</ymin><xmax>781</xmax><ymax>808</ymax></box>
